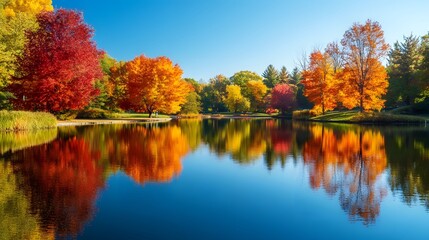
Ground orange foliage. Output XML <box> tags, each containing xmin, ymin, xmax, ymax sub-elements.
<box><xmin>340</xmin><ymin>20</ymin><xmax>389</xmax><ymax>111</ymax></box>
<box><xmin>302</xmin><ymin>50</ymin><xmax>338</xmax><ymax>114</ymax></box>
<box><xmin>302</xmin><ymin>125</ymin><xmax>387</xmax><ymax>224</ymax></box>
<box><xmin>125</xmin><ymin>55</ymin><xmax>191</xmax><ymax>117</ymax></box>
<box><xmin>105</xmin><ymin>125</ymin><xmax>189</xmax><ymax>185</ymax></box>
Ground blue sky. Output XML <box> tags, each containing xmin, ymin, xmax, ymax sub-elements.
<box><xmin>53</xmin><ymin>0</ymin><xmax>429</xmax><ymax>81</ymax></box>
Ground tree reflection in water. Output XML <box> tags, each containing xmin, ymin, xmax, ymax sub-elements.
<box><xmin>302</xmin><ymin>125</ymin><xmax>387</xmax><ymax>224</ymax></box>
<box><xmin>1</xmin><ymin>123</ymin><xmax>190</xmax><ymax>237</ymax></box>
<box><xmin>1</xmin><ymin>119</ymin><xmax>429</xmax><ymax>237</ymax></box>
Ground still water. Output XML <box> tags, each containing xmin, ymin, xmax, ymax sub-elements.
<box><xmin>1</xmin><ymin>119</ymin><xmax>429</xmax><ymax>239</ymax></box>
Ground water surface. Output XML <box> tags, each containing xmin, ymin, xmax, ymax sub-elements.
<box><xmin>1</xmin><ymin>119</ymin><xmax>428</xmax><ymax>239</ymax></box>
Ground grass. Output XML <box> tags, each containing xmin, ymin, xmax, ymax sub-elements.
<box><xmin>109</xmin><ymin>112</ymin><xmax>171</xmax><ymax>119</ymax></box>
<box><xmin>293</xmin><ymin>110</ymin><xmax>427</xmax><ymax>124</ymax></box>
<box><xmin>0</xmin><ymin>111</ymin><xmax>57</xmax><ymax>131</ymax></box>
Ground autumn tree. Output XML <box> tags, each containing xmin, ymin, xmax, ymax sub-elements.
<box><xmin>301</xmin><ymin>50</ymin><xmax>337</xmax><ymax>114</ymax></box>
<box><xmin>0</xmin><ymin>0</ymin><xmax>53</xmax><ymax>108</ymax></box>
<box><xmin>224</xmin><ymin>85</ymin><xmax>250</xmax><ymax>113</ymax></box>
<box><xmin>341</xmin><ymin>20</ymin><xmax>389</xmax><ymax>112</ymax></box>
<box><xmin>2</xmin><ymin>0</ymin><xmax>53</xmax><ymax>16</ymax></box>
<box><xmin>325</xmin><ymin>41</ymin><xmax>342</xmax><ymax>73</ymax></box>
<box><xmin>270</xmin><ymin>84</ymin><xmax>296</xmax><ymax>114</ymax></box>
<box><xmin>9</xmin><ymin>10</ymin><xmax>102</xmax><ymax>113</ymax></box>
<box><xmin>109</xmin><ymin>61</ymin><xmax>128</xmax><ymax>110</ymax></box>
<box><xmin>125</xmin><ymin>55</ymin><xmax>191</xmax><ymax>117</ymax></box>
<box><xmin>230</xmin><ymin>71</ymin><xmax>263</xmax><ymax>97</ymax></box>
<box><xmin>246</xmin><ymin>80</ymin><xmax>268</xmax><ymax>111</ymax></box>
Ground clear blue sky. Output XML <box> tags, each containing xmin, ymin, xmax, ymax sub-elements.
<box><xmin>53</xmin><ymin>0</ymin><xmax>429</xmax><ymax>81</ymax></box>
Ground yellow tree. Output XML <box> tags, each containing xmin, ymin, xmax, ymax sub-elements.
<box><xmin>125</xmin><ymin>55</ymin><xmax>191</xmax><ymax>117</ymax></box>
<box><xmin>246</xmin><ymin>80</ymin><xmax>268</xmax><ymax>111</ymax></box>
<box><xmin>341</xmin><ymin>20</ymin><xmax>389</xmax><ymax>111</ymax></box>
<box><xmin>2</xmin><ymin>0</ymin><xmax>53</xmax><ymax>17</ymax></box>
<box><xmin>0</xmin><ymin>0</ymin><xmax>53</xmax><ymax>104</ymax></box>
<box><xmin>301</xmin><ymin>50</ymin><xmax>338</xmax><ymax>114</ymax></box>
<box><xmin>224</xmin><ymin>85</ymin><xmax>250</xmax><ymax>113</ymax></box>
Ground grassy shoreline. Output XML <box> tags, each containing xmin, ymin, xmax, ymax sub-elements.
<box><xmin>0</xmin><ymin>111</ymin><xmax>57</xmax><ymax>132</ymax></box>
<box><xmin>292</xmin><ymin>110</ymin><xmax>429</xmax><ymax>125</ymax></box>
<box><xmin>57</xmin><ymin>117</ymin><xmax>172</xmax><ymax>127</ymax></box>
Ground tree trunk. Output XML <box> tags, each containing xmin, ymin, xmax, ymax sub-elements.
<box><xmin>148</xmin><ymin>110</ymin><xmax>153</xmax><ymax>118</ymax></box>
<box><xmin>322</xmin><ymin>103</ymin><xmax>325</xmax><ymax>115</ymax></box>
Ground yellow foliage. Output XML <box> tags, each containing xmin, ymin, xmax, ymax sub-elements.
<box><xmin>3</xmin><ymin>0</ymin><xmax>53</xmax><ymax>17</ymax></box>
<box><xmin>224</xmin><ymin>85</ymin><xmax>250</xmax><ymax>113</ymax></box>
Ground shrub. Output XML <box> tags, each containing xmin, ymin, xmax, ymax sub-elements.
<box><xmin>55</xmin><ymin>111</ymin><xmax>78</xmax><ymax>120</ymax></box>
<box><xmin>77</xmin><ymin>108</ymin><xmax>110</xmax><ymax>119</ymax></box>
<box><xmin>292</xmin><ymin>110</ymin><xmax>316</xmax><ymax>120</ymax></box>
<box><xmin>0</xmin><ymin>111</ymin><xmax>57</xmax><ymax>131</ymax></box>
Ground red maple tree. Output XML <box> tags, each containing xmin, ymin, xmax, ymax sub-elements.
<box><xmin>270</xmin><ymin>84</ymin><xmax>296</xmax><ymax>114</ymax></box>
<box><xmin>9</xmin><ymin>9</ymin><xmax>102</xmax><ymax>113</ymax></box>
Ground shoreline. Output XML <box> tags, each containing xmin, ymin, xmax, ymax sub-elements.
<box><xmin>291</xmin><ymin>118</ymin><xmax>429</xmax><ymax>126</ymax></box>
<box><xmin>57</xmin><ymin>118</ymin><xmax>172</xmax><ymax>127</ymax></box>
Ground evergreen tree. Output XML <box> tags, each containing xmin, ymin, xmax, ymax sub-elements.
<box><xmin>291</xmin><ymin>67</ymin><xmax>312</xmax><ymax>109</ymax></box>
<box><xmin>289</xmin><ymin>67</ymin><xmax>301</xmax><ymax>85</ymax></box>
<box><xmin>386</xmin><ymin>34</ymin><xmax>422</xmax><ymax>106</ymax></box>
<box><xmin>417</xmin><ymin>34</ymin><xmax>429</xmax><ymax>103</ymax></box>
<box><xmin>262</xmin><ymin>64</ymin><xmax>279</xmax><ymax>88</ymax></box>
<box><xmin>278</xmin><ymin>66</ymin><xmax>290</xmax><ymax>84</ymax></box>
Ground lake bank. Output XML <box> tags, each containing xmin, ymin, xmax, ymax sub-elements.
<box><xmin>0</xmin><ymin>111</ymin><xmax>57</xmax><ymax>132</ymax></box>
<box><xmin>292</xmin><ymin>110</ymin><xmax>429</xmax><ymax>125</ymax></box>
<box><xmin>57</xmin><ymin>117</ymin><xmax>172</xmax><ymax>127</ymax></box>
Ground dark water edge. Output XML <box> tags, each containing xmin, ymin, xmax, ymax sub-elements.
<box><xmin>1</xmin><ymin>119</ymin><xmax>429</xmax><ymax>239</ymax></box>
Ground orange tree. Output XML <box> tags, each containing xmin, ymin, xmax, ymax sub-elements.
<box><xmin>301</xmin><ymin>50</ymin><xmax>337</xmax><ymax>114</ymax></box>
<box><xmin>340</xmin><ymin>20</ymin><xmax>389</xmax><ymax>111</ymax></box>
<box><xmin>125</xmin><ymin>55</ymin><xmax>191</xmax><ymax>117</ymax></box>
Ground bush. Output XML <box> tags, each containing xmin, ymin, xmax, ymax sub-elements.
<box><xmin>55</xmin><ymin>111</ymin><xmax>78</xmax><ymax>120</ymax></box>
<box><xmin>292</xmin><ymin>110</ymin><xmax>316</xmax><ymax>120</ymax></box>
<box><xmin>0</xmin><ymin>111</ymin><xmax>57</xmax><ymax>131</ymax></box>
<box><xmin>77</xmin><ymin>108</ymin><xmax>111</xmax><ymax>119</ymax></box>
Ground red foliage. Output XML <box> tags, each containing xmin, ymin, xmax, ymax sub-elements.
<box><xmin>11</xmin><ymin>137</ymin><xmax>104</xmax><ymax>235</ymax></box>
<box><xmin>270</xmin><ymin>84</ymin><xmax>296</xmax><ymax>113</ymax></box>
<box><xmin>9</xmin><ymin>10</ymin><xmax>102</xmax><ymax>112</ymax></box>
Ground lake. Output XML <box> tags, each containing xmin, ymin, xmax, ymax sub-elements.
<box><xmin>1</xmin><ymin>119</ymin><xmax>429</xmax><ymax>239</ymax></box>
